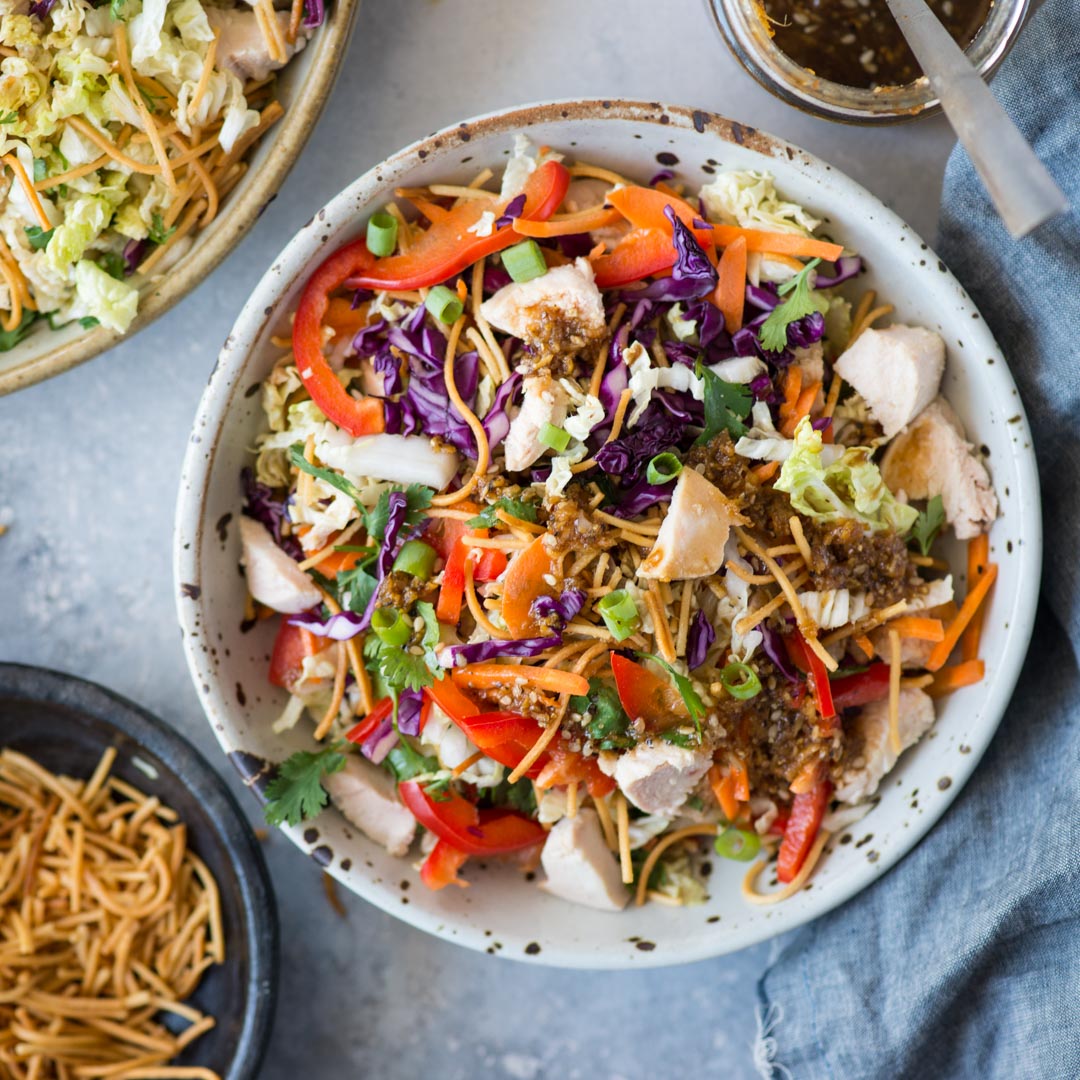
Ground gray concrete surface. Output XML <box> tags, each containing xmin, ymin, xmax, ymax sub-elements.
<box><xmin>0</xmin><ymin>0</ymin><xmax>961</xmax><ymax>1075</ymax></box>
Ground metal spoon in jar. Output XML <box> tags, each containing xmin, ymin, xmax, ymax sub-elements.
<box><xmin>883</xmin><ymin>0</ymin><xmax>1069</xmax><ymax>237</ymax></box>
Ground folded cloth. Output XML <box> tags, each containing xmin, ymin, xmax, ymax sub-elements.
<box><xmin>755</xmin><ymin>3</ymin><xmax>1080</xmax><ymax>1076</ymax></box>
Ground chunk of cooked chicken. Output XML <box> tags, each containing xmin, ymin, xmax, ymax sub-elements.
<box><xmin>503</xmin><ymin>375</ymin><xmax>568</xmax><ymax>473</ymax></box>
<box><xmin>880</xmin><ymin>398</ymin><xmax>998</xmax><ymax>540</ymax></box>
<box><xmin>239</xmin><ymin>516</ymin><xmax>321</xmax><ymax>614</ymax></box>
<box><xmin>479</xmin><ymin>258</ymin><xmax>606</xmax><ymax>358</ymax></box>
<box><xmin>540</xmin><ymin>809</ymin><xmax>628</xmax><ymax>912</ymax></box>
<box><xmin>834</xmin><ymin>325</ymin><xmax>945</xmax><ymax>438</ymax></box>
<box><xmin>613</xmin><ymin>741</ymin><xmax>713</xmax><ymax>816</ymax></box>
<box><xmin>323</xmin><ymin>756</ymin><xmax>417</xmax><ymax>857</ymax></box>
<box><xmin>835</xmin><ymin>689</ymin><xmax>935</xmax><ymax>803</ymax></box>
<box><xmin>638</xmin><ymin>468</ymin><xmax>746</xmax><ymax>581</ymax></box>
<box><xmin>207</xmin><ymin>8</ymin><xmax>310</xmax><ymax>83</ymax></box>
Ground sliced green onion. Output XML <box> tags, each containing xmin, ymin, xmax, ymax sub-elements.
<box><xmin>714</xmin><ymin>826</ymin><xmax>761</xmax><ymax>862</ymax></box>
<box><xmin>597</xmin><ymin>590</ymin><xmax>640</xmax><ymax>642</ymax></box>
<box><xmin>392</xmin><ymin>540</ymin><xmax>437</xmax><ymax>580</ymax></box>
<box><xmin>539</xmin><ymin>422</ymin><xmax>571</xmax><ymax>453</ymax></box>
<box><xmin>425</xmin><ymin>284</ymin><xmax>463</xmax><ymax>325</ymax></box>
<box><xmin>371</xmin><ymin>607</ymin><xmax>410</xmax><ymax>647</ymax></box>
<box><xmin>719</xmin><ymin>661</ymin><xmax>762</xmax><ymax>700</ymax></box>
<box><xmin>366</xmin><ymin>211</ymin><xmax>398</xmax><ymax>257</ymax></box>
<box><xmin>646</xmin><ymin>452</ymin><xmax>683</xmax><ymax>486</ymax></box>
<box><xmin>502</xmin><ymin>239</ymin><xmax>548</xmax><ymax>283</ymax></box>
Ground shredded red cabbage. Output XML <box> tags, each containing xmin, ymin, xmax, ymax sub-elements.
<box><xmin>440</xmin><ymin>635</ymin><xmax>561</xmax><ymax>667</ymax></box>
<box><xmin>632</xmin><ymin>206</ymin><xmax>717</xmax><ymax>302</ymax></box>
<box><xmin>760</xmin><ymin>623</ymin><xmax>800</xmax><ymax>683</ymax></box>
<box><xmin>372</xmin><ymin>346</ymin><xmax>403</xmax><ymax>396</ymax></box>
<box><xmin>609</xmin><ymin>478</ymin><xmax>674</xmax><ymax>518</ymax></box>
<box><xmin>302</xmin><ymin>0</ymin><xmax>325</xmax><ymax>28</ymax></box>
<box><xmin>745</xmin><ymin>283</ymin><xmax>780</xmax><ymax>312</ymax></box>
<box><xmin>814</xmin><ymin>255</ymin><xmax>862</xmax><ymax>288</ymax></box>
<box><xmin>595</xmin><ymin>405</ymin><xmax>683</xmax><ymax>484</ymax></box>
<box><xmin>787</xmin><ymin>311</ymin><xmax>826</xmax><ymax>349</ymax></box>
<box><xmin>649</xmin><ymin>168</ymin><xmax>676</xmax><ymax>187</ymax></box>
<box><xmin>531</xmin><ymin>587</ymin><xmax>586</xmax><ymax>625</ymax></box>
<box><xmin>686</xmin><ymin>610</ymin><xmax>716</xmax><ymax>670</ymax></box>
<box><xmin>811</xmin><ymin>415</ymin><xmax>832</xmax><ymax>432</ymax></box>
<box><xmin>482</xmin><ymin>371</ymin><xmax>522</xmax><ymax>449</ymax></box>
<box><xmin>29</xmin><ymin>0</ymin><xmax>55</xmax><ymax>16</ymax></box>
<box><xmin>241</xmin><ymin>469</ymin><xmax>303</xmax><ymax>560</ymax></box>
<box><xmin>122</xmin><ymin>238</ymin><xmax>149</xmax><ymax>276</ymax></box>
<box><xmin>494</xmin><ymin>193</ymin><xmax>526</xmax><ymax>229</ymax></box>
<box><xmin>362</xmin><ymin>715</ymin><xmax>397</xmax><ymax>764</ymax></box>
<box><xmin>396</xmin><ymin>689</ymin><xmax>424</xmax><ymax>736</ymax></box>
<box><xmin>556</xmin><ymin>232</ymin><xmax>596</xmax><ymax>259</ymax></box>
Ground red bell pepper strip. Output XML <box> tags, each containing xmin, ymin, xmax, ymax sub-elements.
<box><xmin>291</xmin><ymin>238</ymin><xmax>386</xmax><ymax>438</ymax></box>
<box><xmin>591</xmin><ymin>228</ymin><xmax>678</xmax><ymax>289</ymax></box>
<box><xmin>449</xmin><ymin>710</ymin><xmax>543</xmax><ymax>775</ymax></box>
<box><xmin>398</xmin><ymin>780</ymin><xmax>546</xmax><ymax>855</ymax></box>
<box><xmin>433</xmin><ymin>515</ymin><xmax>507</xmax><ymax>625</ymax></box>
<box><xmin>344</xmin><ymin>696</ymin><xmax>394</xmax><ymax>745</ymax></box>
<box><xmin>268</xmin><ymin>619</ymin><xmax>325</xmax><ymax>690</ymax></box>
<box><xmin>830</xmin><ymin>663</ymin><xmax>891</xmax><ymax>711</ymax></box>
<box><xmin>786</xmin><ymin>630</ymin><xmax>837</xmax><ymax>730</ymax></box>
<box><xmin>349</xmin><ymin>161</ymin><xmax>571</xmax><ymax>292</ymax></box>
<box><xmin>534</xmin><ymin>742</ymin><xmax>616</xmax><ymax>799</ymax></box>
<box><xmin>610</xmin><ymin>652</ymin><xmax>688</xmax><ymax>727</ymax></box>
<box><xmin>777</xmin><ymin>780</ymin><xmax>832</xmax><ymax>884</ymax></box>
<box><xmin>420</xmin><ymin>839</ymin><xmax>470</xmax><ymax>890</ymax></box>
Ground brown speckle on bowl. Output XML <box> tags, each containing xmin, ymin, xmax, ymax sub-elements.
<box><xmin>304</xmin><ymin>828</ymin><xmax>319</xmax><ymax>844</ymax></box>
<box><xmin>524</xmin><ymin>942</ymin><xmax>541</xmax><ymax>955</ymax></box>
<box><xmin>311</xmin><ymin>845</ymin><xmax>333</xmax><ymax>867</ymax></box>
<box><xmin>180</xmin><ymin>583</ymin><xmax>201</xmax><ymax>600</ymax></box>
<box><xmin>938</xmin><ymin>776</ymin><xmax>953</xmax><ymax>790</ymax></box>
<box><xmin>636</xmin><ymin>941</ymin><xmax>656</xmax><ymax>952</ymax></box>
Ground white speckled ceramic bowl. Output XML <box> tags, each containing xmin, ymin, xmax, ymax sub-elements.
<box><xmin>0</xmin><ymin>0</ymin><xmax>360</xmax><ymax>396</ymax></box>
<box><xmin>175</xmin><ymin>100</ymin><xmax>1041</xmax><ymax>969</ymax></box>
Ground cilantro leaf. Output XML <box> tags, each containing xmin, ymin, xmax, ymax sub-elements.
<box><xmin>364</xmin><ymin>483</ymin><xmax>433</xmax><ymax>540</ymax></box>
<box><xmin>263</xmin><ymin>744</ymin><xmax>346</xmax><ymax>827</ymax></box>
<box><xmin>636</xmin><ymin>651</ymin><xmax>706</xmax><ymax>732</ymax></box>
<box><xmin>378</xmin><ymin>647</ymin><xmax>433</xmax><ymax>693</ymax></box>
<box><xmin>570</xmin><ymin>677</ymin><xmax>634</xmax><ymax>749</ymax></box>
<box><xmin>758</xmin><ymin>258</ymin><xmax>822</xmax><ymax>354</ymax></box>
<box><xmin>482</xmin><ymin>777</ymin><xmax>538</xmax><ymax>815</ymax></box>
<box><xmin>288</xmin><ymin>443</ymin><xmax>366</xmax><ymax>511</ymax></box>
<box><xmin>0</xmin><ymin>311</ymin><xmax>38</xmax><ymax>351</ymax></box>
<box><xmin>696</xmin><ymin>360</ymin><xmax>752</xmax><ymax>445</ymax></box>
<box><xmin>660</xmin><ymin>729</ymin><xmax>698</xmax><ymax>748</ymax></box>
<box><xmin>79</xmin><ymin>316</ymin><xmax>100</xmax><ymax>329</ymax></box>
<box><xmin>110</xmin><ymin>0</ymin><xmax>129</xmax><ymax>19</ymax></box>
<box><xmin>25</xmin><ymin>226</ymin><xmax>53</xmax><ymax>251</ymax></box>
<box><xmin>149</xmin><ymin>211</ymin><xmax>175</xmax><ymax>245</ymax></box>
<box><xmin>907</xmin><ymin>495</ymin><xmax>945</xmax><ymax>557</ymax></box>
<box><xmin>335</xmin><ymin>563</ymin><xmax>378</xmax><ymax>614</ymax></box>
<box><xmin>467</xmin><ymin>496</ymin><xmax>539</xmax><ymax>529</ymax></box>
<box><xmin>0</xmin><ymin>111</ymin><xmax>17</xmax><ymax>125</ymax></box>
<box><xmin>384</xmin><ymin>740</ymin><xmax>438</xmax><ymax>782</ymax></box>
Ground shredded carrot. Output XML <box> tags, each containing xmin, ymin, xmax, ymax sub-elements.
<box><xmin>777</xmin><ymin>366</ymin><xmax>802</xmax><ymax>431</ymax></box>
<box><xmin>513</xmin><ymin>206</ymin><xmax>623</xmax><ymax>238</ymax></box>
<box><xmin>451</xmin><ymin>664</ymin><xmax>589</xmax><ymax>698</ymax></box>
<box><xmin>708</xmin><ymin>765</ymin><xmax>739</xmax><ymax>822</ymax></box>
<box><xmin>3</xmin><ymin>154</ymin><xmax>51</xmax><ymax>231</ymax></box>
<box><xmin>962</xmin><ymin>534</ymin><xmax>990</xmax><ymax>662</ymax></box>
<box><xmin>780</xmin><ymin>380</ymin><xmax>821</xmax><ymax>438</ymax></box>
<box><xmin>926</xmin><ymin>564</ymin><xmax>998</xmax><ymax>672</ymax></box>
<box><xmin>711</xmin><ymin>224</ymin><xmax>844</xmax><ymax>262</ymax></box>
<box><xmin>752</xmin><ymin>460</ymin><xmax>780</xmax><ymax>482</ymax></box>
<box><xmin>928</xmin><ymin>659</ymin><xmax>985</xmax><ymax>697</ymax></box>
<box><xmin>889</xmin><ymin>616</ymin><xmax>945</xmax><ymax>642</ymax></box>
<box><xmin>759</xmin><ymin>251</ymin><xmax>805</xmax><ymax>272</ymax></box>
<box><xmin>713</xmin><ymin>235</ymin><xmax>747</xmax><ymax>333</ymax></box>
<box><xmin>854</xmin><ymin>634</ymin><xmax>875</xmax><ymax>660</ymax></box>
<box><xmin>729</xmin><ymin>756</ymin><xmax>750</xmax><ymax>802</ymax></box>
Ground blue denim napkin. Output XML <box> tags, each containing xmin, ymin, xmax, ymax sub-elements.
<box><xmin>755</xmin><ymin>3</ymin><xmax>1080</xmax><ymax>1076</ymax></box>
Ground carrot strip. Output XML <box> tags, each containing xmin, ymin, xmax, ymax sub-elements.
<box><xmin>926</xmin><ymin>564</ymin><xmax>998</xmax><ymax>672</ymax></box>
<box><xmin>962</xmin><ymin>534</ymin><xmax>990</xmax><ymax>662</ymax></box>
<box><xmin>777</xmin><ymin>367</ymin><xmax>802</xmax><ymax>433</ymax></box>
<box><xmin>928</xmin><ymin>659</ymin><xmax>985</xmax><ymax>697</ymax></box>
<box><xmin>854</xmin><ymin>634</ymin><xmax>875</xmax><ymax>660</ymax></box>
<box><xmin>708</xmin><ymin>765</ymin><xmax>739</xmax><ymax>822</ymax></box>
<box><xmin>729</xmin><ymin>756</ymin><xmax>750</xmax><ymax>802</ymax></box>
<box><xmin>451</xmin><ymin>664</ymin><xmax>589</xmax><ymax>698</ymax></box>
<box><xmin>513</xmin><ymin>206</ymin><xmax>623</xmax><ymax>238</ymax></box>
<box><xmin>780</xmin><ymin>380</ymin><xmax>821</xmax><ymax>438</ymax></box>
<box><xmin>752</xmin><ymin>460</ymin><xmax>780</xmax><ymax>483</ymax></box>
<box><xmin>711</xmin><ymin>224</ymin><xmax>844</xmax><ymax>262</ymax></box>
<box><xmin>759</xmin><ymin>251</ymin><xmax>805</xmax><ymax>272</ymax></box>
<box><xmin>889</xmin><ymin>616</ymin><xmax>945</xmax><ymax>642</ymax></box>
<box><xmin>713</xmin><ymin>235</ymin><xmax>747</xmax><ymax>334</ymax></box>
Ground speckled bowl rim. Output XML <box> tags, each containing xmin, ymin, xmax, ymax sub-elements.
<box><xmin>175</xmin><ymin>99</ymin><xmax>1042</xmax><ymax>968</ymax></box>
<box><xmin>0</xmin><ymin>0</ymin><xmax>361</xmax><ymax>397</ymax></box>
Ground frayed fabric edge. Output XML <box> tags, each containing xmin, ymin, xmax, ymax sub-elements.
<box><xmin>752</xmin><ymin>1002</ymin><xmax>794</xmax><ymax>1080</ymax></box>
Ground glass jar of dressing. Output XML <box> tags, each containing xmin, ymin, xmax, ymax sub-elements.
<box><xmin>707</xmin><ymin>0</ymin><xmax>1029</xmax><ymax>123</ymax></box>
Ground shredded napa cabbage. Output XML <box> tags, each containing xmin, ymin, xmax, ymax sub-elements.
<box><xmin>699</xmin><ymin>170</ymin><xmax>821</xmax><ymax>235</ymax></box>
<box><xmin>775</xmin><ymin>417</ymin><xmax>919</xmax><ymax>533</ymax></box>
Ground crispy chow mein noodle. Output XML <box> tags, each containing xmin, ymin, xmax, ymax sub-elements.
<box><xmin>239</xmin><ymin>139</ymin><xmax>1000</xmax><ymax>911</ymax></box>
<box><xmin>0</xmin><ymin>749</ymin><xmax>223</xmax><ymax>1080</ymax></box>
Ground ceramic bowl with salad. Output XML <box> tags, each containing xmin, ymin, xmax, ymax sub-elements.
<box><xmin>176</xmin><ymin>100</ymin><xmax>1040</xmax><ymax>968</ymax></box>
<box><xmin>0</xmin><ymin>0</ymin><xmax>360</xmax><ymax>394</ymax></box>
